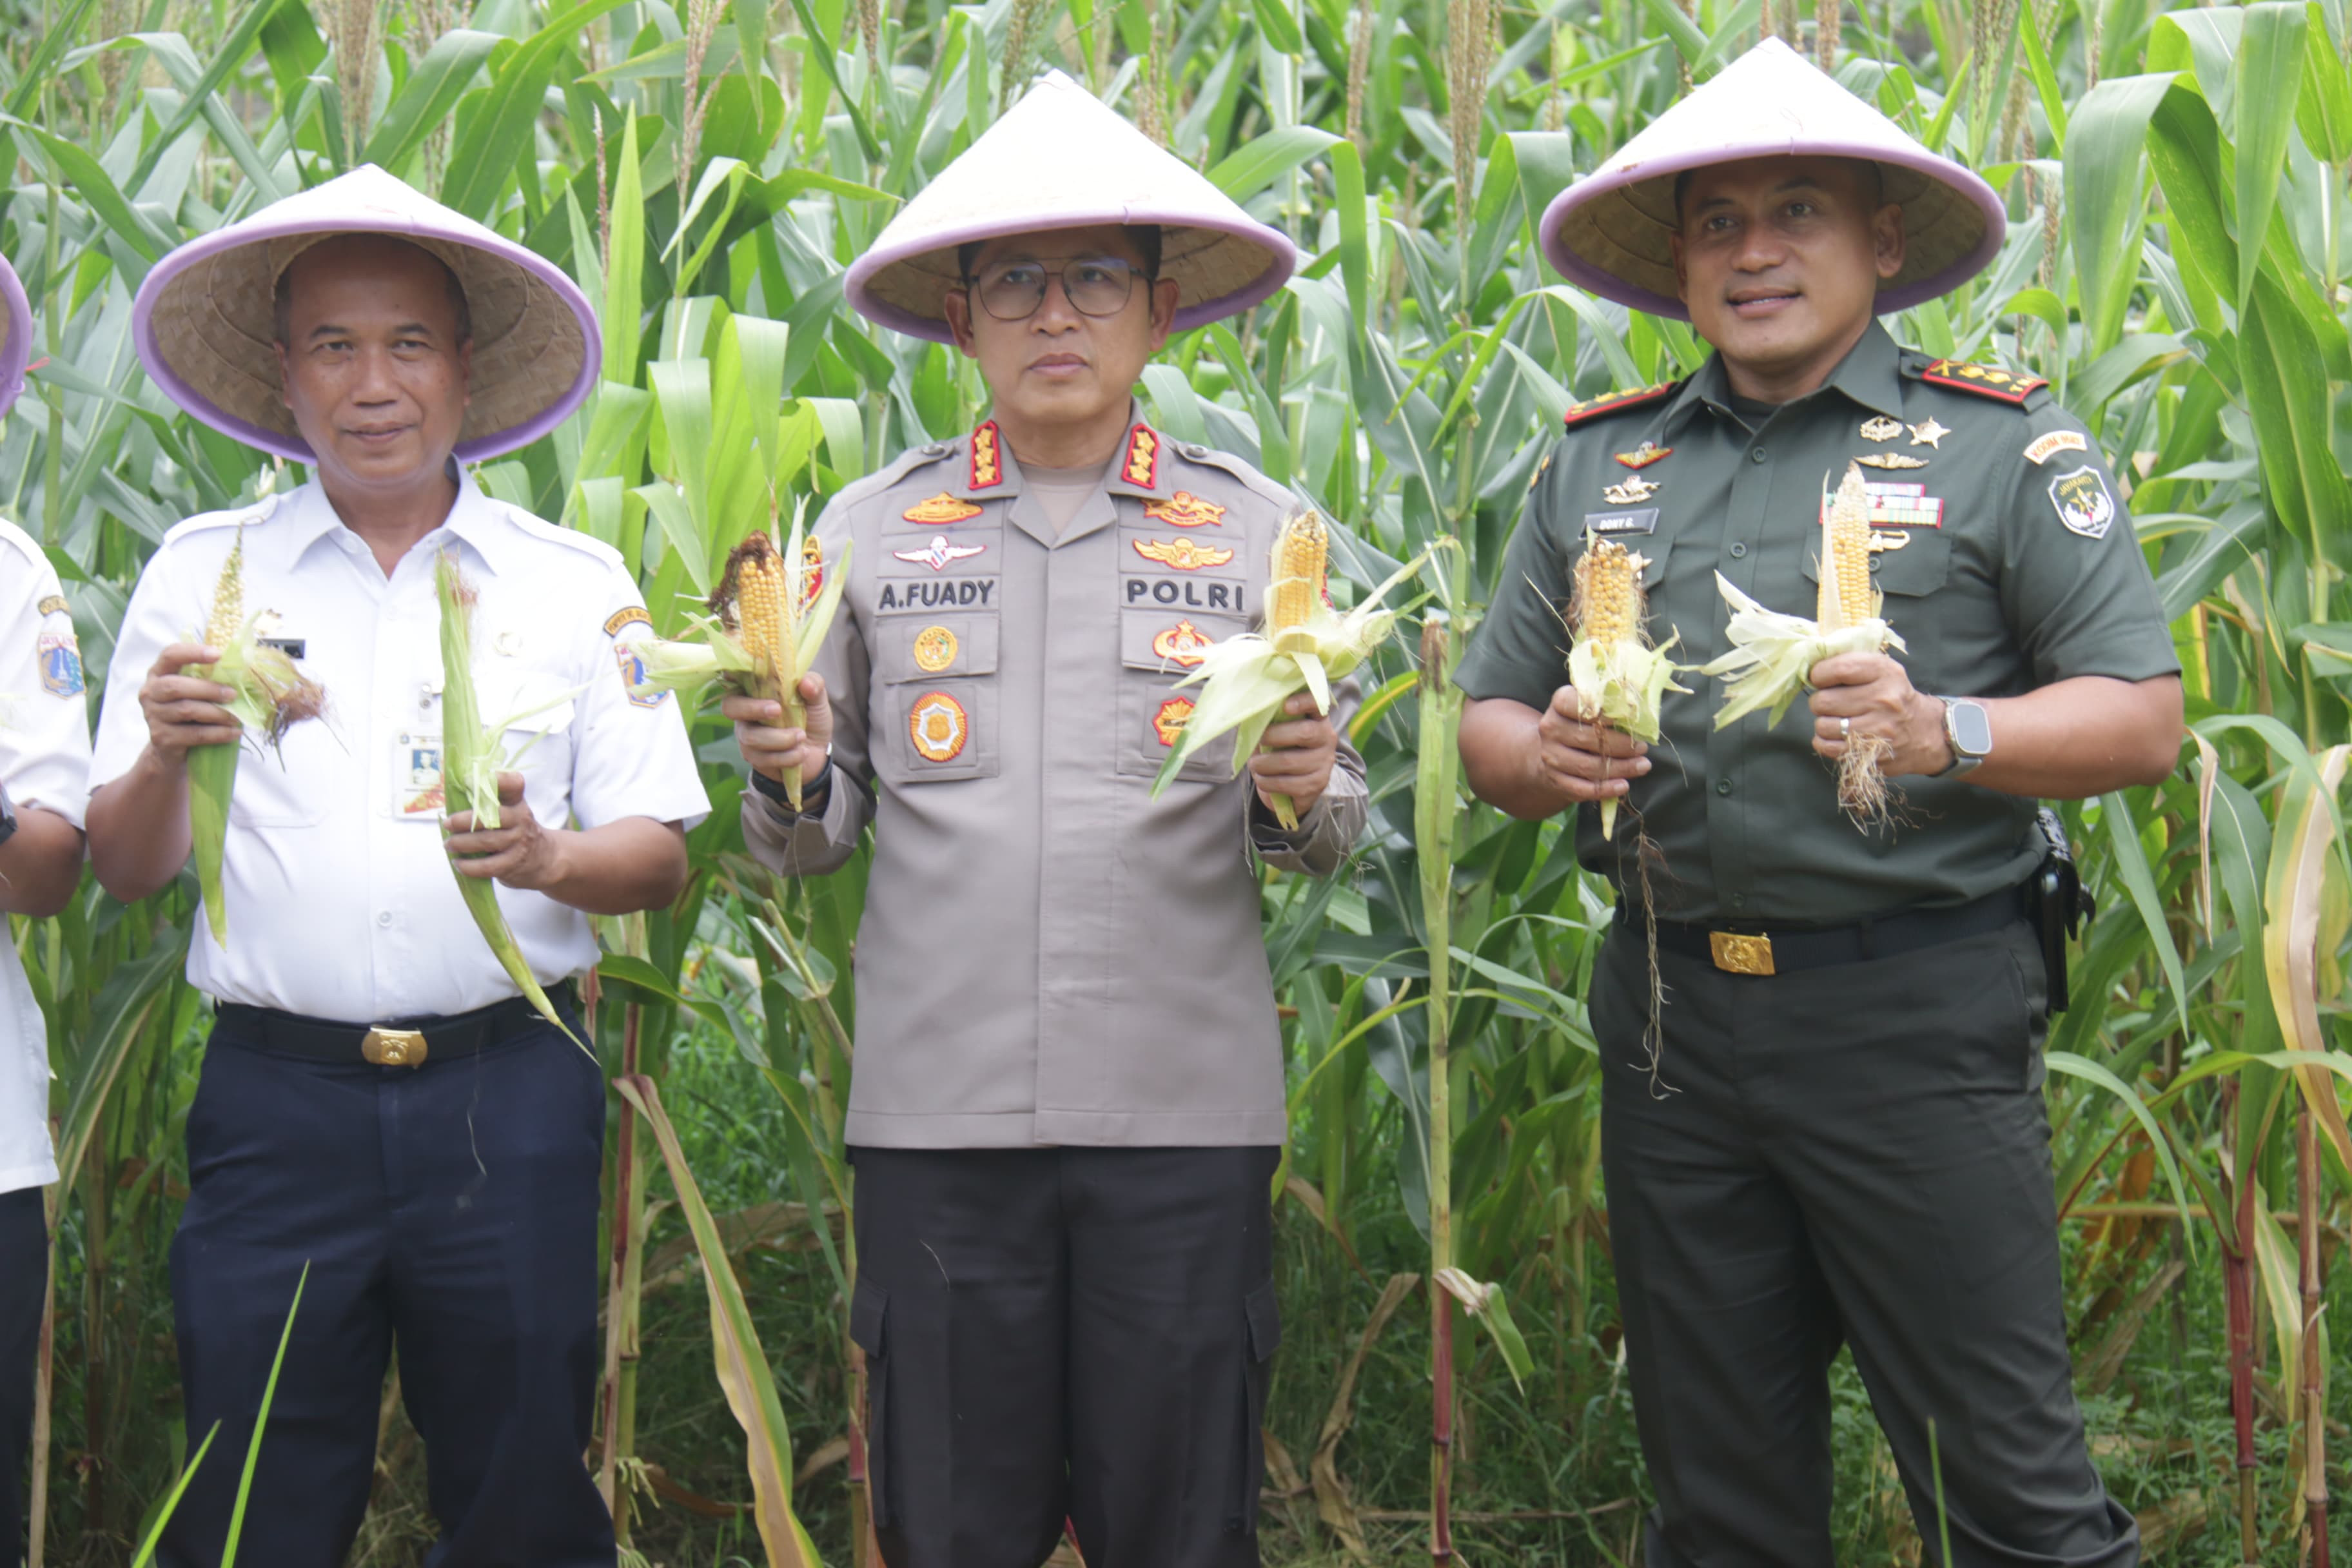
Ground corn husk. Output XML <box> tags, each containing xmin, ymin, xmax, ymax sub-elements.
<box><xmin>185</xmin><ymin>526</ymin><xmax>328</xmax><ymax>948</ymax></box>
<box><xmin>1565</xmin><ymin>532</ymin><xmax>1690</xmax><ymax>841</ymax></box>
<box><xmin>1150</xmin><ymin>516</ymin><xmax>1428</xmax><ymax>828</ymax></box>
<box><xmin>625</xmin><ymin>508</ymin><xmax>850</xmax><ymax>809</ymax></box>
<box><xmin>1698</xmin><ymin>464</ymin><xmax>1906</xmax><ymax>829</ymax></box>
<box><xmin>433</xmin><ymin>551</ymin><xmax>583</xmax><ymax>1046</ymax></box>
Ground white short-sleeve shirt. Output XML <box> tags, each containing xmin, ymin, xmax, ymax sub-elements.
<box><xmin>88</xmin><ymin>473</ymin><xmax>709</xmax><ymax>1022</ymax></box>
<box><xmin>1</xmin><ymin>518</ymin><xmax>92</xmax><ymax>1196</ymax></box>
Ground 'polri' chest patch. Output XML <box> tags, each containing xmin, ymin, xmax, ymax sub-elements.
<box><xmin>2048</xmin><ymin>466</ymin><xmax>2116</xmax><ymax>540</ymax></box>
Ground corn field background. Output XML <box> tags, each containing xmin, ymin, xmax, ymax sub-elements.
<box><xmin>6</xmin><ymin>0</ymin><xmax>2352</xmax><ymax>1560</ymax></box>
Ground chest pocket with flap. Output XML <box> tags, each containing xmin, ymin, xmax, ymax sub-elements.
<box><xmin>875</xmin><ymin>612</ymin><xmax>1001</xmax><ymax>783</ymax></box>
<box><xmin>1116</xmin><ymin>607</ymin><xmax>1249</xmax><ymax>783</ymax></box>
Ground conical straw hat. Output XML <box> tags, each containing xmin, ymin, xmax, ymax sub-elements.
<box><xmin>0</xmin><ymin>254</ymin><xmax>29</xmax><ymax>422</ymax></box>
<box><xmin>1540</xmin><ymin>39</ymin><xmax>2006</xmax><ymax>321</ymax></box>
<box><xmin>848</xmin><ymin>70</ymin><xmax>1297</xmax><ymax>342</ymax></box>
<box><xmin>133</xmin><ymin>165</ymin><xmax>600</xmax><ymax>464</ymax></box>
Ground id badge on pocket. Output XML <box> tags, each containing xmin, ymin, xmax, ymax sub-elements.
<box><xmin>391</xmin><ymin>727</ymin><xmax>446</xmax><ymax>819</ymax></box>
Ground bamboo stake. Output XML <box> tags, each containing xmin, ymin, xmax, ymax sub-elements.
<box><xmin>2297</xmin><ymin>1108</ymin><xmax>2329</xmax><ymax>1567</ymax></box>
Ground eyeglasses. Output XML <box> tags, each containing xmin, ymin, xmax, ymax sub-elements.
<box><xmin>964</xmin><ymin>257</ymin><xmax>1150</xmax><ymax>322</ymax></box>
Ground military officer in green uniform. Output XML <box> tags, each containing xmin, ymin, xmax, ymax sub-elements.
<box><xmin>1456</xmin><ymin>41</ymin><xmax>2181</xmax><ymax>1565</ymax></box>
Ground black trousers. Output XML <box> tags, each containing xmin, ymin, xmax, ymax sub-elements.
<box><xmin>849</xmin><ymin>1145</ymin><xmax>1281</xmax><ymax>1568</ymax></box>
<box><xmin>158</xmin><ymin>1012</ymin><xmax>614</xmax><ymax>1568</ymax></box>
<box><xmin>1</xmin><ymin>1187</ymin><xmax>41</xmax><ymax>1568</ymax></box>
<box><xmin>1592</xmin><ymin>919</ymin><xmax>2138</xmax><ymax>1567</ymax></box>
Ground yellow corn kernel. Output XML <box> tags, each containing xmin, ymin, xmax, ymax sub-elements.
<box><xmin>206</xmin><ymin>527</ymin><xmax>246</xmax><ymax>648</ymax></box>
<box><xmin>1574</xmin><ymin>537</ymin><xmax>1643</xmax><ymax>649</ymax></box>
<box><xmin>733</xmin><ymin>533</ymin><xmax>790</xmax><ymax>679</ymax></box>
<box><xmin>1269</xmin><ymin>511</ymin><xmax>1328</xmax><ymax>655</ymax></box>
<box><xmin>1818</xmin><ymin>463</ymin><xmax>1876</xmax><ymax>629</ymax></box>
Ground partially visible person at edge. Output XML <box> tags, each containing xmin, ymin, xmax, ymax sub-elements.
<box><xmin>727</xmin><ymin>71</ymin><xmax>1366</xmax><ymax>1568</ymax></box>
<box><xmin>1455</xmin><ymin>39</ymin><xmax>2180</xmax><ymax>1568</ymax></box>
<box><xmin>0</xmin><ymin>253</ymin><xmax>95</xmax><ymax>1568</ymax></box>
<box><xmin>86</xmin><ymin>166</ymin><xmax>706</xmax><ymax>1567</ymax></box>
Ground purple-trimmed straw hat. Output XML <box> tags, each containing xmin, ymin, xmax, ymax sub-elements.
<box><xmin>132</xmin><ymin>164</ymin><xmax>600</xmax><ymax>464</ymax></box>
<box><xmin>0</xmin><ymin>254</ymin><xmax>30</xmax><ymax>422</ymax></box>
<box><xmin>1540</xmin><ymin>39</ymin><xmax>2006</xmax><ymax>321</ymax></box>
<box><xmin>847</xmin><ymin>70</ymin><xmax>1297</xmax><ymax>343</ymax></box>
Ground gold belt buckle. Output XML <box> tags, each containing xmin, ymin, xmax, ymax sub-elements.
<box><xmin>362</xmin><ymin>1027</ymin><xmax>429</xmax><ymax>1067</ymax></box>
<box><xmin>1709</xmin><ymin>932</ymin><xmax>1776</xmax><ymax>976</ymax></box>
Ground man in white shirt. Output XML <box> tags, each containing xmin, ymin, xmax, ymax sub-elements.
<box><xmin>89</xmin><ymin>168</ymin><xmax>706</xmax><ymax>1567</ymax></box>
<box><xmin>0</xmin><ymin>253</ymin><xmax>94</xmax><ymax>1568</ymax></box>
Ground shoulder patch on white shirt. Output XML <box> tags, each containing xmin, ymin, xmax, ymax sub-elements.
<box><xmin>161</xmin><ymin>491</ymin><xmax>284</xmax><ymax>547</ymax></box>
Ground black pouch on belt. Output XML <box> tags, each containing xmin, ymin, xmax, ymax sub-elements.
<box><xmin>2028</xmin><ymin>807</ymin><xmax>2095</xmax><ymax>1012</ymax></box>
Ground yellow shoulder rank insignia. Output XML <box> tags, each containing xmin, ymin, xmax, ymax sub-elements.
<box><xmin>1612</xmin><ymin>440</ymin><xmax>1671</xmax><ymax>469</ymax></box>
<box><xmin>1132</xmin><ymin>537</ymin><xmax>1234</xmax><ymax>571</ymax></box>
<box><xmin>1919</xmin><ymin>358</ymin><xmax>2047</xmax><ymax>404</ymax></box>
<box><xmin>1142</xmin><ymin>491</ymin><xmax>1226</xmax><ymax>528</ymax></box>
<box><xmin>1562</xmin><ymin>380</ymin><xmax>1676</xmax><ymax>428</ymax></box>
<box><xmin>603</xmin><ymin>605</ymin><xmax>652</xmax><ymax>636</ymax></box>
<box><xmin>36</xmin><ymin>594</ymin><xmax>67</xmax><ymax>618</ymax></box>
<box><xmin>1152</xmin><ymin>619</ymin><xmax>1217</xmax><ymax>668</ymax></box>
<box><xmin>1122</xmin><ymin>422</ymin><xmax>1161</xmax><ymax>489</ymax></box>
<box><xmin>904</xmin><ymin>492</ymin><xmax>985</xmax><ymax>525</ymax></box>
<box><xmin>970</xmin><ymin>421</ymin><xmax>1004</xmax><ymax>489</ymax></box>
<box><xmin>1153</xmin><ymin>695</ymin><xmax>1196</xmax><ymax>747</ymax></box>
<box><xmin>2023</xmin><ymin>429</ymin><xmax>2090</xmax><ymax>466</ymax></box>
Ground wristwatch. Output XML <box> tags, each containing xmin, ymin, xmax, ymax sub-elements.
<box><xmin>751</xmin><ymin>745</ymin><xmax>832</xmax><ymax>812</ymax></box>
<box><xmin>1934</xmin><ymin>697</ymin><xmax>1992</xmax><ymax>779</ymax></box>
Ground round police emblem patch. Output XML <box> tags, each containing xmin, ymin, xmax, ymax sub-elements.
<box><xmin>908</xmin><ymin>690</ymin><xmax>968</xmax><ymax>762</ymax></box>
<box><xmin>912</xmin><ymin>625</ymin><xmax>958</xmax><ymax>672</ymax></box>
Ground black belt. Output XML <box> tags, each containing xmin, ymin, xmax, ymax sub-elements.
<box><xmin>1623</xmin><ymin>886</ymin><xmax>2027</xmax><ymax>976</ymax></box>
<box><xmin>215</xmin><ymin>984</ymin><xmax>578</xmax><ymax>1068</ymax></box>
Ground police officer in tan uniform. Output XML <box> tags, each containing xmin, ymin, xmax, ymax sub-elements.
<box><xmin>730</xmin><ymin>72</ymin><xmax>1366</xmax><ymax>1568</ymax></box>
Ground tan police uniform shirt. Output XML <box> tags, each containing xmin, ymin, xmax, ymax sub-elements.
<box><xmin>744</xmin><ymin>413</ymin><xmax>1367</xmax><ymax>1149</ymax></box>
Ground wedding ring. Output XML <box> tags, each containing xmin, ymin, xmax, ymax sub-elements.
<box><xmin>1839</xmin><ymin>717</ymin><xmax>1851</xmax><ymax>741</ymax></box>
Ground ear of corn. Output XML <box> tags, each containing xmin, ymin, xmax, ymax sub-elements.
<box><xmin>1815</xmin><ymin>463</ymin><xmax>1879</xmax><ymax>631</ymax></box>
<box><xmin>184</xmin><ymin>525</ymin><xmax>328</xmax><ymax>948</ymax></box>
<box><xmin>1565</xmin><ymin>533</ymin><xmax>1690</xmax><ymax>841</ymax></box>
<box><xmin>1150</xmin><ymin>527</ymin><xmax>1430</xmax><ymax>828</ymax></box>
<box><xmin>434</xmin><ymin>551</ymin><xmax>583</xmax><ymax>1047</ymax></box>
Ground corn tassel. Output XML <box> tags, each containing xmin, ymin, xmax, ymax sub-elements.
<box><xmin>185</xmin><ymin>526</ymin><xmax>328</xmax><ymax>948</ymax></box>
<box><xmin>1152</xmin><ymin>520</ymin><xmax>1430</xmax><ymax>828</ymax></box>
<box><xmin>434</xmin><ymin>551</ymin><xmax>582</xmax><ymax>1046</ymax></box>
<box><xmin>1699</xmin><ymin>463</ymin><xmax>1904</xmax><ymax>831</ymax></box>
<box><xmin>1565</xmin><ymin>533</ymin><xmax>1689</xmax><ymax>841</ymax></box>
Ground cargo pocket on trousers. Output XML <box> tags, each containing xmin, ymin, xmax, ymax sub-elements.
<box><xmin>849</xmin><ymin>1276</ymin><xmax>892</xmax><ymax>1527</ymax></box>
<box><xmin>1229</xmin><ymin>1280</ymin><xmax>1283</xmax><ymax>1533</ymax></box>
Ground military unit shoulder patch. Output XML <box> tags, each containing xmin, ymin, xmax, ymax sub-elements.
<box><xmin>970</xmin><ymin>421</ymin><xmax>1004</xmax><ymax>489</ymax></box>
<box><xmin>1142</xmin><ymin>491</ymin><xmax>1226</xmax><ymax>528</ymax></box>
<box><xmin>1561</xmin><ymin>381</ymin><xmax>1676</xmax><ymax>427</ymax></box>
<box><xmin>2048</xmin><ymin>466</ymin><xmax>2117</xmax><ymax>540</ymax></box>
<box><xmin>1917</xmin><ymin>358</ymin><xmax>2048</xmax><ymax>404</ymax></box>
<box><xmin>1122</xmin><ymin>423</ymin><xmax>1162</xmax><ymax>490</ymax></box>
<box><xmin>612</xmin><ymin>642</ymin><xmax>669</xmax><ymax>708</ymax></box>
<box><xmin>37</xmin><ymin>628</ymin><xmax>81</xmax><ymax>696</ymax></box>
<box><xmin>904</xmin><ymin>492</ymin><xmax>985</xmax><ymax>525</ymax></box>
<box><xmin>603</xmin><ymin>605</ymin><xmax>652</xmax><ymax>637</ymax></box>
<box><xmin>2023</xmin><ymin>429</ymin><xmax>2090</xmax><ymax>466</ymax></box>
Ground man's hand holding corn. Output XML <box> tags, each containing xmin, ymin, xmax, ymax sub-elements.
<box><xmin>444</xmin><ymin>770</ymin><xmax>567</xmax><ymax>890</ymax></box>
<box><xmin>1247</xmin><ymin>692</ymin><xmax>1338</xmax><ymax>819</ymax></box>
<box><xmin>135</xmin><ymin>643</ymin><xmax>243</xmax><ymax>761</ymax></box>
<box><xmin>723</xmin><ymin>672</ymin><xmax>833</xmax><ymax>791</ymax></box>
<box><xmin>1531</xmin><ymin>685</ymin><xmax>1652</xmax><ymax>808</ymax></box>
<box><xmin>1806</xmin><ymin>650</ymin><xmax>1951</xmax><ymax>777</ymax></box>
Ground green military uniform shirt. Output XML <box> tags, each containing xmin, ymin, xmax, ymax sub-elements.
<box><xmin>1456</xmin><ymin>322</ymin><xmax>2180</xmax><ymax>925</ymax></box>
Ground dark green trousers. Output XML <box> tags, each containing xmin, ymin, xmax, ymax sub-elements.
<box><xmin>1593</xmin><ymin>917</ymin><xmax>2138</xmax><ymax>1567</ymax></box>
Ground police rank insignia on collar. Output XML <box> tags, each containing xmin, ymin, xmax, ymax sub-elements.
<box><xmin>37</xmin><ymin>628</ymin><xmax>81</xmax><ymax>696</ymax></box>
<box><xmin>1132</xmin><ymin>537</ymin><xmax>1234</xmax><ymax>570</ymax></box>
<box><xmin>1142</xmin><ymin>491</ymin><xmax>1226</xmax><ymax>528</ymax></box>
<box><xmin>1857</xmin><ymin>451</ymin><xmax>1930</xmax><ymax>470</ymax></box>
<box><xmin>904</xmin><ymin>493</ymin><xmax>985</xmax><ymax>525</ymax></box>
<box><xmin>1907</xmin><ymin>418</ymin><xmax>1950</xmax><ymax>448</ymax></box>
<box><xmin>2023</xmin><ymin>429</ymin><xmax>2090</xmax><ymax>466</ymax></box>
<box><xmin>970</xmin><ymin>422</ymin><xmax>1004</xmax><ymax>489</ymax></box>
<box><xmin>1152</xmin><ymin>619</ymin><xmax>1216</xmax><ymax>668</ymax></box>
<box><xmin>908</xmin><ymin>690</ymin><xmax>970</xmax><ymax>762</ymax></box>
<box><xmin>1613</xmin><ymin>440</ymin><xmax>1671</xmax><ymax>469</ymax></box>
<box><xmin>1122</xmin><ymin>423</ymin><xmax>1161</xmax><ymax>489</ymax></box>
<box><xmin>1602</xmin><ymin>475</ymin><xmax>1660</xmax><ymax>505</ymax></box>
<box><xmin>2048</xmin><ymin>466</ymin><xmax>2117</xmax><ymax>540</ymax></box>
<box><xmin>893</xmin><ymin>534</ymin><xmax>989</xmax><ymax>571</ymax></box>
<box><xmin>1153</xmin><ymin>695</ymin><xmax>1196</xmax><ymax>747</ymax></box>
<box><xmin>1857</xmin><ymin>416</ymin><xmax>1904</xmax><ymax>442</ymax></box>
